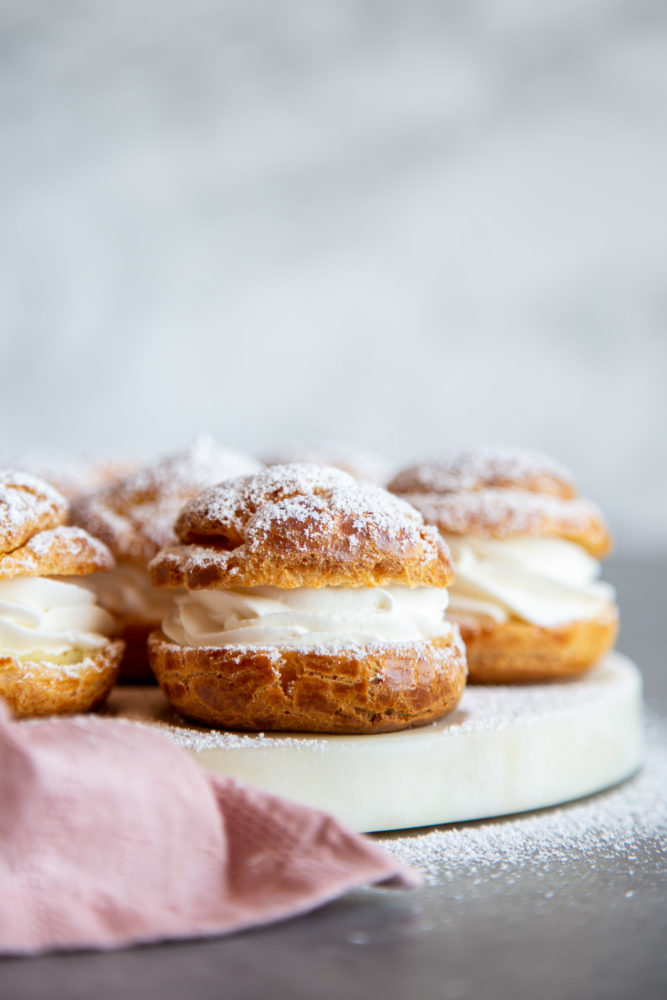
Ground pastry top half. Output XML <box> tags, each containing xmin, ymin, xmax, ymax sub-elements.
<box><xmin>149</xmin><ymin>464</ymin><xmax>454</xmax><ymax>590</ymax></box>
<box><xmin>388</xmin><ymin>446</ymin><xmax>576</xmax><ymax>499</ymax></box>
<box><xmin>388</xmin><ymin>447</ymin><xmax>610</xmax><ymax>557</ymax></box>
<box><xmin>71</xmin><ymin>436</ymin><xmax>261</xmax><ymax>565</ymax></box>
<box><xmin>0</xmin><ymin>470</ymin><xmax>113</xmax><ymax>578</ymax></box>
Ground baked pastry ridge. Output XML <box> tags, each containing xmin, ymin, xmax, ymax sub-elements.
<box><xmin>0</xmin><ymin>471</ymin><xmax>123</xmax><ymax>716</ymax></box>
<box><xmin>389</xmin><ymin>449</ymin><xmax>618</xmax><ymax>682</ymax></box>
<box><xmin>147</xmin><ymin>465</ymin><xmax>467</xmax><ymax>733</ymax></box>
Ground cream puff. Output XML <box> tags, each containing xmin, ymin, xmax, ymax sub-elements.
<box><xmin>389</xmin><ymin>447</ymin><xmax>618</xmax><ymax>683</ymax></box>
<box><xmin>147</xmin><ymin>464</ymin><xmax>467</xmax><ymax>733</ymax></box>
<box><xmin>71</xmin><ymin>436</ymin><xmax>261</xmax><ymax>682</ymax></box>
<box><xmin>0</xmin><ymin>471</ymin><xmax>124</xmax><ymax>716</ymax></box>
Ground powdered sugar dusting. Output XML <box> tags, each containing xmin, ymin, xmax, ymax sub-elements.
<box><xmin>173</xmin><ymin>463</ymin><xmax>445</xmax><ymax>570</ymax></box>
<box><xmin>378</xmin><ymin>712</ymin><xmax>666</xmax><ymax>885</ymax></box>
<box><xmin>444</xmin><ymin>660</ymin><xmax>630</xmax><ymax>734</ymax></box>
<box><xmin>406</xmin><ymin>488</ymin><xmax>607</xmax><ymax>546</ymax></box>
<box><xmin>21</xmin><ymin>525</ymin><xmax>101</xmax><ymax>559</ymax></box>
<box><xmin>167</xmin><ymin>631</ymin><xmax>462</xmax><ymax>661</ymax></box>
<box><xmin>103</xmin><ymin>687</ymin><xmax>329</xmax><ymax>751</ymax></box>
<box><xmin>389</xmin><ymin>447</ymin><xmax>574</xmax><ymax>496</ymax></box>
<box><xmin>0</xmin><ymin>525</ymin><xmax>115</xmax><ymax>581</ymax></box>
<box><xmin>13</xmin><ymin>651</ymin><xmax>112</xmax><ymax>679</ymax></box>
<box><xmin>71</xmin><ymin>435</ymin><xmax>261</xmax><ymax>564</ymax></box>
<box><xmin>0</xmin><ymin>470</ymin><xmax>68</xmax><ymax>555</ymax></box>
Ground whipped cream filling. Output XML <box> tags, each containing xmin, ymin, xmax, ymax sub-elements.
<box><xmin>84</xmin><ymin>562</ymin><xmax>180</xmax><ymax>623</ymax></box>
<box><xmin>0</xmin><ymin>576</ymin><xmax>116</xmax><ymax>658</ymax></box>
<box><xmin>444</xmin><ymin>535</ymin><xmax>616</xmax><ymax>628</ymax></box>
<box><xmin>162</xmin><ymin>585</ymin><xmax>451</xmax><ymax>649</ymax></box>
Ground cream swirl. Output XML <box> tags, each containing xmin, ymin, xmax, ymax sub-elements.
<box><xmin>162</xmin><ymin>585</ymin><xmax>450</xmax><ymax>648</ymax></box>
<box><xmin>0</xmin><ymin>577</ymin><xmax>115</xmax><ymax>657</ymax></box>
<box><xmin>444</xmin><ymin>535</ymin><xmax>616</xmax><ymax>627</ymax></box>
<box><xmin>83</xmin><ymin>563</ymin><xmax>179</xmax><ymax>623</ymax></box>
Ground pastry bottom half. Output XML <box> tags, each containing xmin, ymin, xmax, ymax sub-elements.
<box><xmin>448</xmin><ymin>608</ymin><xmax>618</xmax><ymax>683</ymax></box>
<box><xmin>147</xmin><ymin>630</ymin><xmax>467</xmax><ymax>734</ymax></box>
<box><xmin>0</xmin><ymin>639</ymin><xmax>125</xmax><ymax>718</ymax></box>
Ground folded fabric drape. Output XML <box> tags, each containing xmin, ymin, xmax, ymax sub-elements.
<box><xmin>0</xmin><ymin>702</ymin><xmax>418</xmax><ymax>954</ymax></box>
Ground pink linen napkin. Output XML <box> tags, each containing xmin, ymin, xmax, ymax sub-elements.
<box><xmin>0</xmin><ymin>701</ymin><xmax>418</xmax><ymax>954</ymax></box>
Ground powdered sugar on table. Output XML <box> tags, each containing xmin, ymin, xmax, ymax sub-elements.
<box><xmin>378</xmin><ymin>712</ymin><xmax>666</xmax><ymax>886</ymax></box>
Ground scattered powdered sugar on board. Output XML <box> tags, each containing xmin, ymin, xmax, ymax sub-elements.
<box><xmin>102</xmin><ymin>690</ymin><xmax>332</xmax><ymax>751</ymax></box>
<box><xmin>101</xmin><ymin>704</ymin><xmax>326</xmax><ymax>754</ymax></box>
<box><xmin>442</xmin><ymin>663</ymin><xmax>627</xmax><ymax>735</ymax></box>
<box><xmin>377</xmin><ymin>712</ymin><xmax>667</xmax><ymax>885</ymax></box>
<box><xmin>104</xmin><ymin>654</ymin><xmax>632</xmax><ymax>752</ymax></box>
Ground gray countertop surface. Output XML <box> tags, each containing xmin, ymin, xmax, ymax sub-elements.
<box><xmin>2</xmin><ymin>555</ymin><xmax>665</xmax><ymax>1000</ymax></box>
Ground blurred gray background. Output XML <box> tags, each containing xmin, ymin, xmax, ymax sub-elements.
<box><xmin>1</xmin><ymin>0</ymin><xmax>666</xmax><ymax>551</ymax></box>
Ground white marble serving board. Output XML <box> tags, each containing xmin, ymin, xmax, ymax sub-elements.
<box><xmin>104</xmin><ymin>651</ymin><xmax>642</xmax><ymax>833</ymax></box>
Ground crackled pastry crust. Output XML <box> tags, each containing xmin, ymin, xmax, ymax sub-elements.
<box><xmin>0</xmin><ymin>641</ymin><xmax>124</xmax><ymax>718</ymax></box>
<box><xmin>401</xmin><ymin>489</ymin><xmax>612</xmax><ymax>558</ymax></box>
<box><xmin>148</xmin><ymin>629</ymin><xmax>467</xmax><ymax>734</ymax></box>
<box><xmin>0</xmin><ymin>473</ymin><xmax>113</xmax><ymax>577</ymax></box>
<box><xmin>448</xmin><ymin>609</ymin><xmax>618</xmax><ymax>683</ymax></box>
<box><xmin>0</xmin><ymin>471</ymin><xmax>68</xmax><ymax>554</ymax></box>
<box><xmin>150</xmin><ymin>464</ymin><xmax>454</xmax><ymax>590</ymax></box>
<box><xmin>0</xmin><ymin>526</ymin><xmax>114</xmax><ymax>579</ymax></box>
<box><xmin>388</xmin><ymin>447</ymin><xmax>576</xmax><ymax>499</ymax></box>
